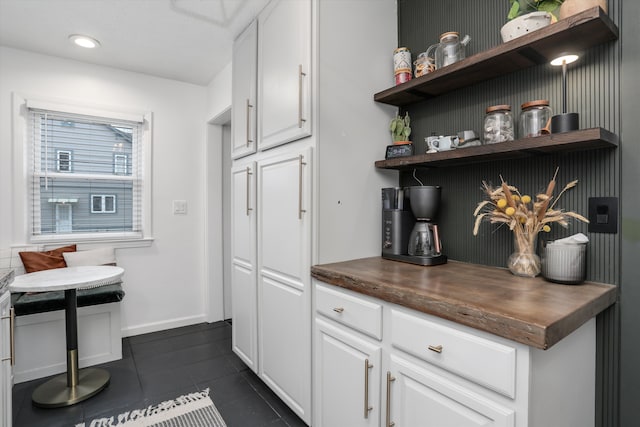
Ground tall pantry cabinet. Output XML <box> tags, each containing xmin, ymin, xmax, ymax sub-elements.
<box><xmin>230</xmin><ymin>0</ymin><xmax>313</xmax><ymax>423</ymax></box>
<box><xmin>230</xmin><ymin>0</ymin><xmax>397</xmax><ymax>424</ymax></box>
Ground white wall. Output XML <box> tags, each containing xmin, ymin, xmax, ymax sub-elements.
<box><xmin>206</xmin><ymin>62</ymin><xmax>232</xmax><ymax>120</ymax></box>
<box><xmin>317</xmin><ymin>0</ymin><xmax>398</xmax><ymax>263</ymax></box>
<box><xmin>0</xmin><ymin>46</ymin><xmax>209</xmax><ymax>336</ymax></box>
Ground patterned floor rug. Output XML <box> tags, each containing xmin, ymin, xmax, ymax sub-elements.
<box><xmin>76</xmin><ymin>388</ymin><xmax>226</xmax><ymax>427</ymax></box>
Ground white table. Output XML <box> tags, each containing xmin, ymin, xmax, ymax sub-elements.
<box><xmin>10</xmin><ymin>266</ymin><xmax>124</xmax><ymax>408</ymax></box>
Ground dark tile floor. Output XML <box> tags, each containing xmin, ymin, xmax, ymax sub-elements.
<box><xmin>12</xmin><ymin>321</ymin><xmax>307</xmax><ymax>427</ymax></box>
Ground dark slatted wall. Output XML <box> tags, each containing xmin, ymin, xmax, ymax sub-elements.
<box><xmin>395</xmin><ymin>1</ymin><xmax>621</xmax><ymax>426</ymax></box>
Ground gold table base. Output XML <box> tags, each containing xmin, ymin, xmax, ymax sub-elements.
<box><xmin>32</xmin><ymin>366</ymin><xmax>110</xmax><ymax>408</ymax></box>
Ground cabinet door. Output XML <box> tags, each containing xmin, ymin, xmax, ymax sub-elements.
<box><xmin>231</xmin><ymin>20</ymin><xmax>258</xmax><ymax>159</ymax></box>
<box><xmin>231</xmin><ymin>161</ymin><xmax>258</xmax><ymax>372</ymax></box>
<box><xmin>386</xmin><ymin>355</ymin><xmax>515</xmax><ymax>427</ymax></box>
<box><xmin>315</xmin><ymin>318</ymin><xmax>382</xmax><ymax>427</ymax></box>
<box><xmin>258</xmin><ymin>0</ymin><xmax>312</xmax><ymax>151</ymax></box>
<box><xmin>257</xmin><ymin>147</ymin><xmax>312</xmax><ymax>423</ymax></box>
<box><xmin>1</xmin><ymin>291</ymin><xmax>12</xmax><ymax>427</ymax></box>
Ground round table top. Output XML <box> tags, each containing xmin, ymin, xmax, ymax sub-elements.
<box><xmin>10</xmin><ymin>266</ymin><xmax>124</xmax><ymax>292</ymax></box>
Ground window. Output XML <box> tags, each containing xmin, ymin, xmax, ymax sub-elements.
<box><xmin>114</xmin><ymin>154</ymin><xmax>128</xmax><ymax>175</ymax></box>
<box><xmin>91</xmin><ymin>195</ymin><xmax>116</xmax><ymax>213</ymax></box>
<box><xmin>57</xmin><ymin>150</ymin><xmax>71</xmax><ymax>172</ymax></box>
<box><xmin>25</xmin><ymin>102</ymin><xmax>148</xmax><ymax>241</ymax></box>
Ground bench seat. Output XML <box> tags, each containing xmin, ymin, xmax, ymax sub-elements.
<box><xmin>11</xmin><ymin>282</ymin><xmax>125</xmax><ymax>316</ymax></box>
<box><xmin>10</xmin><ymin>282</ymin><xmax>124</xmax><ymax>383</ymax></box>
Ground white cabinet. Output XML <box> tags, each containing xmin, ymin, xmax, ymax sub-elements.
<box><xmin>229</xmin><ymin>1</ymin><xmax>398</xmax><ymax>424</ymax></box>
<box><xmin>258</xmin><ymin>146</ymin><xmax>312</xmax><ymax>423</ymax></box>
<box><xmin>1</xmin><ymin>290</ymin><xmax>13</xmax><ymax>427</ymax></box>
<box><xmin>313</xmin><ymin>281</ymin><xmax>597</xmax><ymax>427</ymax></box>
<box><xmin>232</xmin><ymin>20</ymin><xmax>258</xmax><ymax>159</ymax></box>
<box><xmin>231</xmin><ymin>160</ymin><xmax>258</xmax><ymax>372</ymax></box>
<box><xmin>316</xmin><ymin>319</ymin><xmax>382</xmax><ymax>427</ymax></box>
<box><xmin>387</xmin><ymin>355</ymin><xmax>514</xmax><ymax>427</ymax></box>
<box><xmin>314</xmin><ymin>285</ymin><xmax>383</xmax><ymax>427</ymax></box>
<box><xmin>258</xmin><ymin>0</ymin><xmax>312</xmax><ymax>150</ymax></box>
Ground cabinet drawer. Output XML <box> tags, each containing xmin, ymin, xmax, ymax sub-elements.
<box><xmin>390</xmin><ymin>309</ymin><xmax>517</xmax><ymax>398</ymax></box>
<box><xmin>316</xmin><ymin>284</ymin><xmax>382</xmax><ymax>340</ymax></box>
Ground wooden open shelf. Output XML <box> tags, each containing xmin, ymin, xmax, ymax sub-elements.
<box><xmin>374</xmin><ymin>7</ymin><xmax>619</xmax><ymax>107</ymax></box>
<box><xmin>375</xmin><ymin>128</ymin><xmax>618</xmax><ymax>170</ymax></box>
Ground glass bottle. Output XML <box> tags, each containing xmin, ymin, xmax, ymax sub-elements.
<box><xmin>519</xmin><ymin>100</ymin><xmax>552</xmax><ymax>139</ymax></box>
<box><xmin>484</xmin><ymin>105</ymin><xmax>514</xmax><ymax>144</ymax></box>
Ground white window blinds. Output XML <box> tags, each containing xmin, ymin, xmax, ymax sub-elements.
<box><xmin>27</xmin><ymin>107</ymin><xmax>144</xmax><ymax>239</ymax></box>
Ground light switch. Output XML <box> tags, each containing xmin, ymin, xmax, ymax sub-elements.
<box><xmin>173</xmin><ymin>200</ymin><xmax>187</xmax><ymax>215</ymax></box>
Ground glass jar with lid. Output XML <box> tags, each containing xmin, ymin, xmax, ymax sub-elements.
<box><xmin>484</xmin><ymin>105</ymin><xmax>514</xmax><ymax>144</ymax></box>
<box><xmin>519</xmin><ymin>100</ymin><xmax>552</xmax><ymax>139</ymax></box>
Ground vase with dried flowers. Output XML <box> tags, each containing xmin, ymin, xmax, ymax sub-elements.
<box><xmin>473</xmin><ymin>168</ymin><xmax>589</xmax><ymax>277</ymax></box>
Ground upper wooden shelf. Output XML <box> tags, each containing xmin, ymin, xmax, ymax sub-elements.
<box><xmin>375</xmin><ymin>128</ymin><xmax>618</xmax><ymax>170</ymax></box>
<box><xmin>374</xmin><ymin>7</ymin><xmax>619</xmax><ymax>106</ymax></box>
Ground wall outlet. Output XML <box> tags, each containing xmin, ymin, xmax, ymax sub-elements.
<box><xmin>173</xmin><ymin>200</ymin><xmax>187</xmax><ymax>215</ymax></box>
<box><xmin>588</xmin><ymin>197</ymin><xmax>618</xmax><ymax>233</ymax></box>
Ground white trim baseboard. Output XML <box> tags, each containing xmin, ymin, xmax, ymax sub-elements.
<box><xmin>121</xmin><ymin>313</ymin><xmax>208</xmax><ymax>338</ymax></box>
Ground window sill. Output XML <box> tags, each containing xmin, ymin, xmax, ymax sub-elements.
<box><xmin>28</xmin><ymin>236</ymin><xmax>155</xmax><ymax>250</ymax></box>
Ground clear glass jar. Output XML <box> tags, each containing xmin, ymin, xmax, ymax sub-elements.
<box><xmin>519</xmin><ymin>100</ymin><xmax>552</xmax><ymax>139</ymax></box>
<box><xmin>484</xmin><ymin>105</ymin><xmax>514</xmax><ymax>144</ymax></box>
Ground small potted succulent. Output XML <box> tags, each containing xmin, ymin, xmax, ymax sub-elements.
<box><xmin>390</xmin><ymin>112</ymin><xmax>412</xmax><ymax>145</ymax></box>
<box><xmin>501</xmin><ymin>0</ymin><xmax>564</xmax><ymax>42</ymax></box>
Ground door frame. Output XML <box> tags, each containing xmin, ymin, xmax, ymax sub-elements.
<box><xmin>205</xmin><ymin>107</ymin><xmax>231</xmax><ymax>322</ymax></box>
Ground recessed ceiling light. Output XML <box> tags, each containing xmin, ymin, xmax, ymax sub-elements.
<box><xmin>68</xmin><ymin>34</ymin><xmax>101</xmax><ymax>49</ymax></box>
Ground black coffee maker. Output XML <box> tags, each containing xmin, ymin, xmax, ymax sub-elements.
<box><xmin>381</xmin><ymin>186</ymin><xmax>447</xmax><ymax>266</ymax></box>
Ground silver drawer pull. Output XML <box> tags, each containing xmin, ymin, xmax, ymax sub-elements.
<box><xmin>428</xmin><ymin>344</ymin><xmax>443</xmax><ymax>353</ymax></box>
<box><xmin>333</xmin><ymin>307</ymin><xmax>344</xmax><ymax>313</ymax></box>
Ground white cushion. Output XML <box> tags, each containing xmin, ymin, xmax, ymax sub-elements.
<box><xmin>63</xmin><ymin>247</ymin><xmax>116</xmax><ymax>267</ymax></box>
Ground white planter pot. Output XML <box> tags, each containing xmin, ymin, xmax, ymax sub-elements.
<box><xmin>500</xmin><ymin>11</ymin><xmax>552</xmax><ymax>43</ymax></box>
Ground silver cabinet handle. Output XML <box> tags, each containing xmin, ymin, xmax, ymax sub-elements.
<box><xmin>246</xmin><ymin>167</ymin><xmax>253</xmax><ymax>216</ymax></box>
<box><xmin>298</xmin><ymin>155</ymin><xmax>307</xmax><ymax>219</ymax></box>
<box><xmin>428</xmin><ymin>344</ymin><xmax>443</xmax><ymax>353</ymax></box>
<box><xmin>246</xmin><ymin>99</ymin><xmax>254</xmax><ymax>146</ymax></box>
<box><xmin>298</xmin><ymin>64</ymin><xmax>306</xmax><ymax>128</ymax></box>
<box><xmin>1</xmin><ymin>307</ymin><xmax>15</xmax><ymax>365</ymax></box>
<box><xmin>333</xmin><ymin>307</ymin><xmax>344</xmax><ymax>313</ymax></box>
<box><xmin>364</xmin><ymin>359</ymin><xmax>373</xmax><ymax>418</ymax></box>
<box><xmin>386</xmin><ymin>371</ymin><xmax>396</xmax><ymax>427</ymax></box>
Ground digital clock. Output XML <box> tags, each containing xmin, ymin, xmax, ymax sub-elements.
<box><xmin>385</xmin><ymin>143</ymin><xmax>414</xmax><ymax>159</ymax></box>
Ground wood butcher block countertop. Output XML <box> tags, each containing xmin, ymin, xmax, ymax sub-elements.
<box><xmin>310</xmin><ymin>257</ymin><xmax>617</xmax><ymax>350</ymax></box>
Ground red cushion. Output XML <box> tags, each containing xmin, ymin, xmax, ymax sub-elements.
<box><xmin>19</xmin><ymin>244</ymin><xmax>77</xmax><ymax>273</ymax></box>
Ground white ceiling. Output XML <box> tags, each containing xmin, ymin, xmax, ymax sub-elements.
<box><xmin>0</xmin><ymin>0</ymin><xmax>270</xmax><ymax>85</ymax></box>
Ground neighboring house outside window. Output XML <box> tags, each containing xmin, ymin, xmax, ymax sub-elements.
<box><xmin>91</xmin><ymin>195</ymin><xmax>116</xmax><ymax>213</ymax></box>
<box><xmin>24</xmin><ymin>100</ymin><xmax>149</xmax><ymax>241</ymax></box>
<box><xmin>56</xmin><ymin>150</ymin><xmax>71</xmax><ymax>172</ymax></box>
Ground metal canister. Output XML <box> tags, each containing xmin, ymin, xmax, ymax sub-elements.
<box><xmin>393</xmin><ymin>47</ymin><xmax>412</xmax><ymax>85</ymax></box>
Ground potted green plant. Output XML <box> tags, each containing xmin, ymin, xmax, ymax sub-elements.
<box><xmin>390</xmin><ymin>112</ymin><xmax>412</xmax><ymax>145</ymax></box>
<box><xmin>501</xmin><ymin>0</ymin><xmax>564</xmax><ymax>42</ymax></box>
<box><xmin>507</xmin><ymin>0</ymin><xmax>564</xmax><ymax>20</ymax></box>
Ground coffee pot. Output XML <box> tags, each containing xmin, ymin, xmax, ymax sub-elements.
<box><xmin>426</xmin><ymin>32</ymin><xmax>471</xmax><ymax>69</ymax></box>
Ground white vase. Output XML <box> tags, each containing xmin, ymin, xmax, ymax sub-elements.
<box><xmin>500</xmin><ymin>12</ymin><xmax>552</xmax><ymax>43</ymax></box>
<box><xmin>559</xmin><ymin>0</ymin><xmax>608</xmax><ymax>20</ymax></box>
